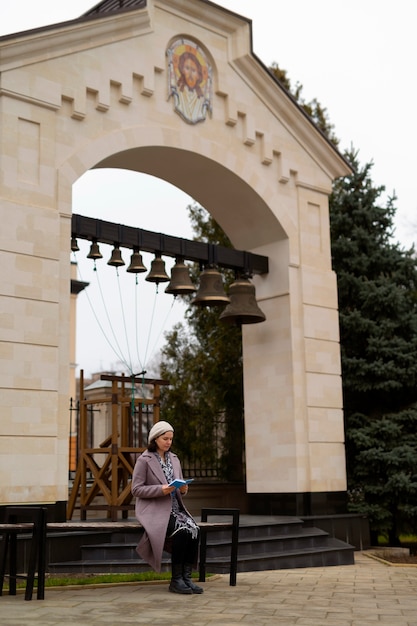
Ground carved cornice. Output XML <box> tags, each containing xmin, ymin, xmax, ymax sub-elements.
<box><xmin>230</xmin><ymin>55</ymin><xmax>351</xmax><ymax>180</ymax></box>
<box><xmin>0</xmin><ymin>9</ymin><xmax>151</xmax><ymax>72</ymax></box>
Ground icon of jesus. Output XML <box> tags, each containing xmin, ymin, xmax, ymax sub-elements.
<box><xmin>167</xmin><ymin>40</ymin><xmax>212</xmax><ymax>124</ymax></box>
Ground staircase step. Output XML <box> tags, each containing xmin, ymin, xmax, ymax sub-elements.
<box><xmin>208</xmin><ymin>542</ymin><xmax>355</xmax><ymax>573</ymax></box>
<box><xmin>204</xmin><ymin>527</ymin><xmax>330</xmax><ymax>557</ymax></box>
<box><xmin>81</xmin><ymin>543</ymin><xmax>139</xmax><ymax>560</ymax></box>
<box><xmin>78</xmin><ymin>527</ymin><xmax>331</xmax><ymax>561</ymax></box>
<box><xmin>48</xmin><ymin>515</ymin><xmax>356</xmax><ymax>574</ymax></box>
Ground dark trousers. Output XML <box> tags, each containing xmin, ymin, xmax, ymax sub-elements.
<box><xmin>167</xmin><ymin>516</ymin><xmax>199</xmax><ymax>565</ymax></box>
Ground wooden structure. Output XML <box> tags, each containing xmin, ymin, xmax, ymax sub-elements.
<box><xmin>67</xmin><ymin>372</ymin><xmax>169</xmax><ymax>521</ymax></box>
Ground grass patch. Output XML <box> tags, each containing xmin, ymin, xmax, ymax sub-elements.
<box><xmin>5</xmin><ymin>570</ymin><xmax>209</xmax><ymax>590</ymax></box>
<box><xmin>378</xmin><ymin>534</ymin><xmax>417</xmax><ymax>546</ymax></box>
<box><xmin>45</xmin><ymin>571</ymin><xmax>171</xmax><ymax>587</ymax></box>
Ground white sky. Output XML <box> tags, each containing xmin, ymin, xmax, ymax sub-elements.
<box><xmin>2</xmin><ymin>0</ymin><xmax>416</xmax><ymax>377</ymax></box>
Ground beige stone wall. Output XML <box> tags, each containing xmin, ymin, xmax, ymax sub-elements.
<box><xmin>0</xmin><ymin>0</ymin><xmax>350</xmax><ymax>506</ymax></box>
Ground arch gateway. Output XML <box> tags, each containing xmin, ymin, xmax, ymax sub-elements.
<box><xmin>0</xmin><ymin>0</ymin><xmax>352</xmax><ymax>518</ymax></box>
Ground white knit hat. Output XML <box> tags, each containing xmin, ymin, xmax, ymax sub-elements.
<box><xmin>148</xmin><ymin>420</ymin><xmax>174</xmax><ymax>444</ymax></box>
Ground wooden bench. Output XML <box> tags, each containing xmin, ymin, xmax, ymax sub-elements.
<box><xmin>0</xmin><ymin>507</ymin><xmax>239</xmax><ymax>600</ymax></box>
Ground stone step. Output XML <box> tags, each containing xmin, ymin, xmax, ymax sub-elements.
<box><xmin>209</xmin><ymin>540</ymin><xmax>355</xmax><ymax>572</ymax></box>
<box><xmin>79</xmin><ymin>526</ymin><xmax>331</xmax><ymax>561</ymax></box>
<box><xmin>48</xmin><ymin>515</ymin><xmax>355</xmax><ymax>574</ymax></box>
<box><xmin>50</xmin><ymin>539</ymin><xmax>354</xmax><ymax>574</ymax></box>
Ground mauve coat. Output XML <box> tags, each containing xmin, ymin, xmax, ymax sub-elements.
<box><xmin>131</xmin><ymin>449</ymin><xmax>191</xmax><ymax>572</ymax></box>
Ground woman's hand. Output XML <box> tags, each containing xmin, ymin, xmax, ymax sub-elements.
<box><xmin>161</xmin><ymin>484</ymin><xmax>176</xmax><ymax>496</ymax></box>
<box><xmin>179</xmin><ymin>485</ymin><xmax>188</xmax><ymax>496</ymax></box>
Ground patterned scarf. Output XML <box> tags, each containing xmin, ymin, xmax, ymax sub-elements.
<box><xmin>155</xmin><ymin>452</ymin><xmax>199</xmax><ymax>539</ymax></box>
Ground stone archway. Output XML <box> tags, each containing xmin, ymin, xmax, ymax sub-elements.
<box><xmin>0</xmin><ymin>0</ymin><xmax>351</xmax><ymax>517</ymax></box>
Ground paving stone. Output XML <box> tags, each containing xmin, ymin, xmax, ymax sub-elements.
<box><xmin>1</xmin><ymin>553</ymin><xmax>417</xmax><ymax>626</ymax></box>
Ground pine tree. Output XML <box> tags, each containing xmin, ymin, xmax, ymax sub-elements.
<box><xmin>330</xmin><ymin>149</ymin><xmax>417</xmax><ymax>410</ymax></box>
<box><xmin>330</xmin><ymin>149</ymin><xmax>417</xmax><ymax>541</ymax></box>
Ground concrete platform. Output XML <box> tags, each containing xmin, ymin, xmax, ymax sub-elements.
<box><xmin>2</xmin><ymin>552</ymin><xmax>417</xmax><ymax>625</ymax></box>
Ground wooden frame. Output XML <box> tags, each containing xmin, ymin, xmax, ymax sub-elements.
<box><xmin>67</xmin><ymin>372</ymin><xmax>169</xmax><ymax>520</ymax></box>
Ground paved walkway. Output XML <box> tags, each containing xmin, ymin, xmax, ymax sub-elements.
<box><xmin>2</xmin><ymin>552</ymin><xmax>417</xmax><ymax>626</ymax></box>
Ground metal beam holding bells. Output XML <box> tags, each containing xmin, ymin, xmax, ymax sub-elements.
<box><xmin>71</xmin><ymin>213</ymin><xmax>269</xmax><ymax>275</ymax></box>
<box><xmin>71</xmin><ymin>213</ymin><xmax>268</xmax><ymax>323</ymax></box>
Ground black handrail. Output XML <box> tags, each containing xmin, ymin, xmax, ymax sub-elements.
<box><xmin>199</xmin><ymin>507</ymin><xmax>240</xmax><ymax>586</ymax></box>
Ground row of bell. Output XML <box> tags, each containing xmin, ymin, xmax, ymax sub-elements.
<box><xmin>72</xmin><ymin>238</ymin><xmax>266</xmax><ymax>325</ymax></box>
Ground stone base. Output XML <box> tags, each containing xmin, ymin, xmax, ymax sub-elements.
<box><xmin>248</xmin><ymin>491</ymin><xmax>348</xmax><ymax>516</ymax></box>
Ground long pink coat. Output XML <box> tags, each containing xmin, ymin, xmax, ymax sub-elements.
<box><xmin>131</xmin><ymin>450</ymin><xmax>191</xmax><ymax>572</ymax></box>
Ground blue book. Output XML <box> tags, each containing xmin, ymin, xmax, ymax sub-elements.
<box><xmin>168</xmin><ymin>478</ymin><xmax>194</xmax><ymax>488</ymax></box>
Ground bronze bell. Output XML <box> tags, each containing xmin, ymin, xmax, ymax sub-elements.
<box><xmin>219</xmin><ymin>276</ymin><xmax>266</xmax><ymax>325</ymax></box>
<box><xmin>126</xmin><ymin>250</ymin><xmax>147</xmax><ymax>273</ymax></box>
<box><xmin>165</xmin><ymin>259</ymin><xmax>195</xmax><ymax>296</ymax></box>
<box><xmin>192</xmin><ymin>267</ymin><xmax>230</xmax><ymax>307</ymax></box>
<box><xmin>87</xmin><ymin>240</ymin><xmax>102</xmax><ymax>260</ymax></box>
<box><xmin>145</xmin><ymin>253</ymin><xmax>170</xmax><ymax>284</ymax></box>
<box><xmin>71</xmin><ymin>236</ymin><xmax>79</xmax><ymax>252</ymax></box>
<box><xmin>107</xmin><ymin>245</ymin><xmax>125</xmax><ymax>267</ymax></box>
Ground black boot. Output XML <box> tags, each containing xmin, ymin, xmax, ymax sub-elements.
<box><xmin>169</xmin><ymin>563</ymin><xmax>193</xmax><ymax>594</ymax></box>
<box><xmin>183</xmin><ymin>564</ymin><xmax>204</xmax><ymax>594</ymax></box>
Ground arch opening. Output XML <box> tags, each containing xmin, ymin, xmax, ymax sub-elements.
<box><xmin>93</xmin><ymin>146</ymin><xmax>288</xmax><ymax>250</ymax></box>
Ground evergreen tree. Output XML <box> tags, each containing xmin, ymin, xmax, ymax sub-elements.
<box><xmin>329</xmin><ymin>149</ymin><xmax>417</xmax><ymax>541</ymax></box>
<box><xmin>331</xmin><ymin>150</ymin><xmax>417</xmax><ymax>410</ymax></box>
<box><xmin>348</xmin><ymin>408</ymin><xmax>417</xmax><ymax>544</ymax></box>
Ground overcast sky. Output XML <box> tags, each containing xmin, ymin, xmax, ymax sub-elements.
<box><xmin>2</xmin><ymin>0</ymin><xmax>416</xmax><ymax>377</ymax></box>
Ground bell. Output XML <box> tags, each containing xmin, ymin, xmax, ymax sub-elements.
<box><xmin>71</xmin><ymin>236</ymin><xmax>79</xmax><ymax>252</ymax></box>
<box><xmin>126</xmin><ymin>250</ymin><xmax>147</xmax><ymax>273</ymax></box>
<box><xmin>192</xmin><ymin>267</ymin><xmax>230</xmax><ymax>307</ymax></box>
<box><xmin>86</xmin><ymin>240</ymin><xmax>102</xmax><ymax>260</ymax></box>
<box><xmin>165</xmin><ymin>260</ymin><xmax>195</xmax><ymax>295</ymax></box>
<box><xmin>219</xmin><ymin>277</ymin><xmax>266</xmax><ymax>325</ymax></box>
<box><xmin>107</xmin><ymin>245</ymin><xmax>125</xmax><ymax>267</ymax></box>
<box><xmin>145</xmin><ymin>253</ymin><xmax>170</xmax><ymax>284</ymax></box>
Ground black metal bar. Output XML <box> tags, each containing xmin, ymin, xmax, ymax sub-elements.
<box><xmin>35</xmin><ymin>509</ymin><xmax>47</xmax><ymax>600</ymax></box>
<box><xmin>0</xmin><ymin>507</ymin><xmax>47</xmax><ymax>601</ymax></box>
<box><xmin>199</xmin><ymin>507</ymin><xmax>240</xmax><ymax>586</ymax></box>
<box><xmin>71</xmin><ymin>214</ymin><xmax>268</xmax><ymax>275</ymax></box>
<box><xmin>100</xmin><ymin>374</ymin><xmax>170</xmax><ymax>386</ymax></box>
<box><xmin>198</xmin><ymin>525</ymin><xmax>208</xmax><ymax>584</ymax></box>
<box><xmin>0</xmin><ymin>525</ymin><xmax>10</xmax><ymax>595</ymax></box>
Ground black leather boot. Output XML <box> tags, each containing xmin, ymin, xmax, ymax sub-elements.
<box><xmin>183</xmin><ymin>564</ymin><xmax>204</xmax><ymax>594</ymax></box>
<box><xmin>169</xmin><ymin>563</ymin><xmax>193</xmax><ymax>594</ymax></box>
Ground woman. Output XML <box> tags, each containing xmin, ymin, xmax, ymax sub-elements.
<box><xmin>131</xmin><ymin>420</ymin><xmax>203</xmax><ymax>594</ymax></box>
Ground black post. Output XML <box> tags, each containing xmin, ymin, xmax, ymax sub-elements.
<box><xmin>199</xmin><ymin>508</ymin><xmax>240</xmax><ymax>586</ymax></box>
